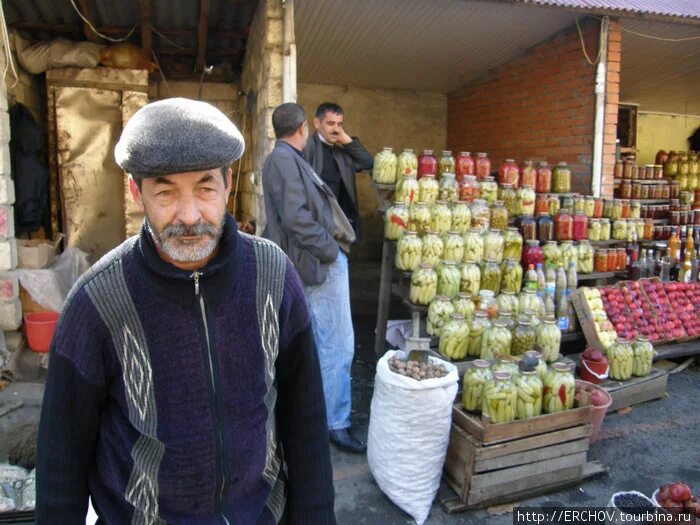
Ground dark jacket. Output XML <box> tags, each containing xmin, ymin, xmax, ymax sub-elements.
<box><xmin>303</xmin><ymin>134</ymin><xmax>373</xmax><ymax>242</ymax></box>
<box><xmin>262</xmin><ymin>141</ymin><xmax>339</xmax><ymax>287</ymax></box>
<box><xmin>36</xmin><ymin>215</ymin><xmax>336</xmax><ymax>524</ymax></box>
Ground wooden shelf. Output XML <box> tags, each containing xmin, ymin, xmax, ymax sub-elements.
<box><xmin>614</xmin><ymin>178</ymin><xmax>668</xmax><ymax>185</ymax></box>
<box><xmin>374</xmin><ymin>183</ymin><xmax>396</xmax><ymax>190</ymax></box>
<box><xmin>589</xmin><ymin>240</ymin><xmax>625</xmax><ymax>246</ymax></box>
<box><xmin>577</xmin><ymin>271</ymin><xmax>617</xmax><ymax>282</ymax></box>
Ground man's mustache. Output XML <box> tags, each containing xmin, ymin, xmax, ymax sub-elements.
<box><xmin>161</xmin><ymin>222</ymin><xmax>218</xmax><ymax>238</ymax></box>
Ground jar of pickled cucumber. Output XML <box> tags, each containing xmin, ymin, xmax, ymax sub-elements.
<box><xmin>459</xmin><ymin>175</ymin><xmax>480</xmax><ymax>202</ymax></box>
<box><xmin>437</xmin><ymin>260</ymin><xmax>461</xmax><ymax>298</ymax></box>
<box><xmin>409</xmin><ymin>201</ymin><xmax>431</xmax><ymax>236</ymax></box>
<box><xmin>463</xmin><ymin>228</ymin><xmax>485</xmax><ymax>264</ymax></box>
<box><xmin>542</xmin><ymin>241</ymin><xmax>562</xmax><ymax>269</ymax></box>
<box><xmin>451</xmin><ymin>201</ymin><xmax>472</xmax><ymax>233</ymax></box>
<box><xmin>515</xmin><ymin>369</ymin><xmax>543</xmax><ymax>419</ymax></box>
<box><xmin>384</xmin><ymin>200</ymin><xmax>409</xmax><ymax>240</ymax></box>
<box><xmin>517</xmin><ymin>185</ymin><xmax>536</xmax><ymax>216</ymax></box>
<box><xmin>439</xmin><ymin>173</ymin><xmax>459</xmax><ymax>203</ymax></box>
<box><xmin>462</xmin><ymin>360</ymin><xmax>492</xmax><ymax>412</ymax></box>
<box><xmin>500</xmin><ymin>258</ymin><xmax>523</xmax><ymax>294</ymax></box>
<box><xmin>600</xmin><ymin>218</ymin><xmax>611</xmax><ymax>241</ymax></box>
<box><xmin>483</xmin><ymin>228</ymin><xmax>505</xmax><ymax>263</ymax></box>
<box><xmin>372</xmin><ymin>147</ymin><xmax>397</xmax><ymax>185</ymax></box>
<box><xmin>573</xmin><ymin>195</ymin><xmax>585</xmax><ymax>215</ymax></box>
<box><xmin>584</xmin><ymin>195</ymin><xmax>596</xmax><ymax>218</ymax></box>
<box><xmin>497</xmin><ymin>289</ymin><xmax>519</xmax><ymax>316</ymax></box>
<box><xmin>421</xmin><ymin>231</ymin><xmax>444</xmax><ymax>266</ymax></box>
<box><xmin>630</xmin><ymin>200</ymin><xmax>641</xmax><ymax>219</ymax></box>
<box><xmin>396</xmin><ymin>148</ymin><xmax>418</xmax><ymax>182</ymax></box>
<box><xmin>459</xmin><ymin>260</ymin><xmax>481</xmax><ymax>296</ymax></box>
<box><xmin>498</xmin><ymin>311</ymin><xmax>517</xmax><ymax>338</ymax></box>
<box><xmin>524</xmin><ymin>349</ymin><xmax>548</xmax><ymax>381</ymax></box>
<box><xmin>470</xmin><ymin>199</ymin><xmax>490</xmax><ymax>234</ymax></box>
<box><xmin>607</xmin><ymin>338</ymin><xmax>633</xmax><ymax>380</ymax></box>
<box><xmin>395</xmin><ymin>173</ymin><xmax>419</xmax><ymax>206</ymax></box>
<box><xmin>409</xmin><ymin>263</ymin><xmax>437</xmax><ymax>305</ymax></box>
<box><xmin>543</xmin><ymin>362</ymin><xmax>575</xmax><ymax>412</ymax></box>
<box><xmin>426</xmin><ymin>295</ymin><xmax>455</xmax><ymax>337</ymax></box>
<box><xmin>478</xmin><ymin>289</ymin><xmax>499</xmax><ymax>319</ymax></box>
<box><xmin>444</xmin><ymin>231</ymin><xmax>465</xmax><ymax>263</ymax></box>
<box><xmin>482</xmin><ymin>319</ymin><xmax>512</xmax><ymax>359</ymax></box>
<box><xmin>418</xmin><ymin>173</ymin><xmax>439</xmax><ymax>204</ymax></box>
<box><xmin>552</xmin><ymin>162</ymin><xmax>572</xmax><ymax>193</ymax></box>
<box><xmin>482</xmin><ymin>371</ymin><xmax>516</xmax><ymax>423</ymax></box>
<box><xmin>612</xmin><ymin>218</ymin><xmax>628</xmax><ymax>240</ymax></box>
<box><xmin>439</xmin><ymin>151</ymin><xmax>456</xmax><ymax>178</ymax></box>
<box><xmin>632</xmin><ymin>336</ymin><xmax>653</xmax><ymax>377</ymax></box>
<box><xmin>395</xmin><ymin>231</ymin><xmax>422</xmax><ymax>271</ymax></box>
<box><xmin>512</xmin><ymin>319</ymin><xmax>536</xmax><ymax>355</ymax></box>
<box><xmin>491</xmin><ymin>357</ymin><xmax>519</xmax><ymax>377</ymax></box>
<box><xmin>500</xmin><ymin>184</ymin><xmax>518</xmax><ymax>218</ymax></box>
<box><xmin>611</xmin><ymin>199</ymin><xmax>623</xmax><ymax>220</ymax></box>
<box><xmin>417</xmin><ymin>149</ymin><xmax>437</xmax><ymax>179</ymax></box>
<box><xmin>480</xmin><ymin>176</ymin><xmax>498</xmax><ymax>205</ymax></box>
<box><xmin>634</xmin><ymin>219</ymin><xmax>644</xmax><ymax>241</ymax></box>
<box><xmin>429</xmin><ymin>200</ymin><xmax>451</xmax><ymax>236</ymax></box>
<box><xmin>577</xmin><ymin>240</ymin><xmax>594</xmax><ymax>273</ymax></box>
<box><xmin>536</xmin><ymin>316</ymin><xmax>561</xmax><ymax>363</ymax></box>
<box><xmin>490</xmin><ymin>201</ymin><xmax>509</xmax><ymax>230</ymax></box>
<box><xmin>468</xmin><ymin>310</ymin><xmax>491</xmax><ymax>357</ymax></box>
<box><xmin>548</xmin><ymin>194</ymin><xmax>561</xmax><ymax>216</ymax></box>
<box><xmin>453</xmin><ymin>291</ymin><xmax>476</xmax><ymax>321</ymax></box>
<box><xmin>588</xmin><ymin>218</ymin><xmax>601</xmax><ymax>241</ymax></box>
<box><xmin>439</xmin><ymin>313</ymin><xmax>469</xmax><ymax>361</ymax></box>
<box><xmin>481</xmin><ymin>259</ymin><xmax>502</xmax><ymax>294</ymax></box>
<box><xmin>503</xmin><ymin>227</ymin><xmax>524</xmax><ymax>261</ymax></box>
<box><xmin>560</xmin><ymin>241</ymin><xmax>578</xmax><ymax>269</ymax></box>
<box><xmin>519</xmin><ymin>288</ymin><xmax>544</xmax><ymax>319</ymax></box>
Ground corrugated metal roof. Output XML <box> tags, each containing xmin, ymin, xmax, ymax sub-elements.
<box><xmin>512</xmin><ymin>0</ymin><xmax>700</xmax><ymax>20</ymax></box>
<box><xmin>295</xmin><ymin>0</ymin><xmax>579</xmax><ymax>93</ymax></box>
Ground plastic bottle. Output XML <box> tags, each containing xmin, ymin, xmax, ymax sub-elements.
<box><xmin>525</xmin><ymin>264</ymin><xmax>538</xmax><ymax>291</ymax></box>
<box><xmin>536</xmin><ymin>263</ymin><xmax>546</xmax><ymax>297</ymax></box>
<box><xmin>556</xmin><ymin>291</ymin><xmax>571</xmax><ymax>332</ymax></box>
<box><xmin>555</xmin><ymin>265</ymin><xmax>567</xmax><ymax>300</ymax></box>
<box><xmin>545</xmin><ymin>264</ymin><xmax>556</xmax><ymax>297</ymax></box>
<box><xmin>566</xmin><ymin>261</ymin><xmax>577</xmax><ymax>293</ymax></box>
<box><xmin>544</xmin><ymin>291</ymin><xmax>556</xmax><ymax>316</ymax></box>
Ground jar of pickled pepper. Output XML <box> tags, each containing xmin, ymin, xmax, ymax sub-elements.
<box><xmin>499</xmin><ymin>159</ymin><xmax>519</xmax><ymax>188</ymax></box>
<box><xmin>594</xmin><ymin>249</ymin><xmax>608</xmax><ymax>272</ymax></box>
<box><xmin>456</xmin><ymin>152</ymin><xmax>475</xmax><ymax>183</ymax></box>
<box><xmin>522</xmin><ymin>240</ymin><xmax>543</xmax><ymax>268</ymax></box>
<box><xmin>536</xmin><ymin>162</ymin><xmax>552</xmax><ymax>193</ymax></box>
<box><xmin>535</xmin><ymin>194</ymin><xmax>548</xmax><ymax>215</ymax></box>
<box><xmin>459</xmin><ymin>175</ymin><xmax>480</xmax><ymax>202</ymax></box>
<box><xmin>475</xmin><ymin>152</ymin><xmax>491</xmax><ymax>181</ymax></box>
<box><xmin>621</xmin><ymin>199</ymin><xmax>631</xmax><ymax>219</ymax></box>
<box><xmin>555</xmin><ymin>209</ymin><xmax>573</xmax><ymax>241</ymax></box>
<box><xmin>520</xmin><ymin>160</ymin><xmax>537</xmax><ymax>188</ymax></box>
<box><xmin>593</xmin><ymin>198</ymin><xmax>603</xmax><ymax>218</ymax></box>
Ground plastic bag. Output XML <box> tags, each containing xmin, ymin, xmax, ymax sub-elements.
<box><xmin>16</xmin><ymin>37</ymin><xmax>103</xmax><ymax>75</ymax></box>
<box><xmin>18</xmin><ymin>247</ymin><xmax>90</xmax><ymax>312</ymax></box>
<box><xmin>367</xmin><ymin>350</ymin><xmax>458</xmax><ymax>524</ymax></box>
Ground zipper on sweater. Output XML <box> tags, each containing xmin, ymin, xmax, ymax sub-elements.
<box><xmin>192</xmin><ymin>271</ymin><xmax>231</xmax><ymax>525</ymax></box>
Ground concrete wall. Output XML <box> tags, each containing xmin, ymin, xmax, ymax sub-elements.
<box><xmin>636</xmin><ymin>112</ymin><xmax>700</xmax><ymax>165</ymax></box>
<box><xmin>298</xmin><ymin>83</ymin><xmax>447</xmax><ymax>262</ymax></box>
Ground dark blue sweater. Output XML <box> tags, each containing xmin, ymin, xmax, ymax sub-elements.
<box><xmin>36</xmin><ymin>215</ymin><xmax>336</xmax><ymax>524</ymax></box>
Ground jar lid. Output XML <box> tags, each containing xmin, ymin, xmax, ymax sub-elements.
<box><xmin>422</xmin><ymin>173</ymin><xmax>436</xmax><ymax>178</ymax></box>
<box><xmin>556</xmin><ymin>162</ymin><xmax>568</xmax><ymax>166</ymax></box>
<box><xmin>460</xmin><ymin>151</ymin><xmax>471</xmax><ymax>156</ymax></box>
<box><xmin>435</xmin><ymin>199</ymin><xmax>448</xmax><ymax>205</ymax></box>
<box><xmin>417</xmin><ymin>262</ymin><xmax>434</xmax><ymax>269</ymax></box>
<box><xmin>524</xmin><ymin>160</ymin><xmax>533</xmax><ymax>165</ymax></box>
<box><xmin>382</xmin><ymin>146</ymin><xmax>393</xmax><ymax>151</ymax></box>
<box><xmin>450</xmin><ymin>313</ymin><xmax>465</xmax><ymax>320</ymax></box>
<box><xmin>404</xmin><ymin>229</ymin><xmax>418</xmax><ymax>235</ymax></box>
<box><xmin>457</xmin><ymin>292</ymin><xmax>473</xmax><ymax>299</ymax></box>
<box><xmin>505</xmin><ymin>159</ymin><xmax>515</xmax><ymax>162</ymax></box>
<box><xmin>524</xmin><ymin>350</ymin><xmax>543</xmax><ymax>359</ymax></box>
<box><xmin>518</xmin><ymin>319</ymin><xmax>532</xmax><ymax>326</ymax></box>
<box><xmin>552</xmin><ymin>362</ymin><xmax>572</xmax><ymax>372</ymax></box>
<box><xmin>525</xmin><ymin>239</ymin><xmax>540</xmax><ymax>245</ymax></box>
<box><xmin>484</xmin><ymin>176</ymin><xmax>495</xmax><ymax>182</ymax></box>
<box><xmin>635</xmin><ymin>335</ymin><xmax>650</xmax><ymax>342</ymax></box>
<box><xmin>474</xmin><ymin>310</ymin><xmax>488</xmax><ymax>317</ymax></box>
<box><xmin>448</xmin><ymin>230</ymin><xmax>461</xmax><ymax>235</ymax></box>
<box><xmin>404</xmin><ymin>148</ymin><xmax>415</xmax><ymax>153</ymax></box>
<box><xmin>477</xmin><ymin>152</ymin><xmax>487</xmax><ymax>157</ymax></box>
<box><xmin>479</xmin><ymin>289</ymin><xmax>495</xmax><ymax>297</ymax></box>
<box><xmin>442</xmin><ymin>259</ymin><xmax>457</xmax><ymax>266</ymax></box>
<box><xmin>442</xmin><ymin>150</ymin><xmax>452</xmax><ymax>156</ymax></box>
<box><xmin>502</xmin><ymin>290</ymin><xmax>516</xmax><ymax>295</ymax></box>
<box><xmin>435</xmin><ymin>294</ymin><xmax>450</xmax><ymax>301</ymax></box>
<box><xmin>472</xmin><ymin>359</ymin><xmax>490</xmax><ymax>368</ymax></box>
<box><xmin>544</xmin><ymin>315</ymin><xmax>557</xmax><ymax>323</ymax></box>
<box><xmin>520</xmin><ymin>369</ymin><xmax>538</xmax><ymax>376</ymax></box>
<box><xmin>492</xmin><ymin>371</ymin><xmax>512</xmax><ymax>380</ymax></box>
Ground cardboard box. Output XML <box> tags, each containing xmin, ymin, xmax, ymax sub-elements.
<box><xmin>17</xmin><ymin>235</ymin><xmax>62</xmax><ymax>269</ymax></box>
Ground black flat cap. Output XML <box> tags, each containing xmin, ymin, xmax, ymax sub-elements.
<box><xmin>115</xmin><ymin>97</ymin><xmax>245</xmax><ymax>177</ymax></box>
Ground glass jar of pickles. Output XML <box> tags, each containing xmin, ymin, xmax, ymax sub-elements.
<box><xmin>501</xmin><ymin>258</ymin><xmax>523</xmax><ymax>293</ymax></box>
<box><xmin>632</xmin><ymin>336</ymin><xmax>653</xmax><ymax>377</ymax></box>
<box><xmin>396</xmin><ymin>148</ymin><xmax>418</xmax><ymax>183</ymax></box>
<box><xmin>574</xmin><ymin>195</ymin><xmax>585</xmax><ymax>215</ymax></box>
<box><xmin>630</xmin><ymin>200</ymin><xmax>641</xmax><ymax>219</ymax></box>
<box><xmin>418</xmin><ymin>173</ymin><xmax>439</xmax><ymax>204</ymax></box>
<box><xmin>409</xmin><ymin>263</ymin><xmax>437</xmax><ymax>305</ymax></box>
<box><xmin>480</xmin><ymin>176</ymin><xmax>498</xmax><ymax>205</ymax></box>
<box><xmin>372</xmin><ymin>147</ymin><xmax>397</xmax><ymax>184</ymax></box>
<box><xmin>536</xmin><ymin>161</ymin><xmax>552</xmax><ymax>193</ymax></box>
<box><xmin>429</xmin><ymin>200</ymin><xmax>452</xmax><ymax>236</ymax></box>
<box><xmin>607</xmin><ymin>338</ymin><xmax>633</xmax><ymax>380</ymax></box>
<box><xmin>524</xmin><ymin>349</ymin><xmax>548</xmax><ymax>381</ymax></box>
<box><xmin>478</xmin><ymin>289</ymin><xmax>499</xmax><ymax>319</ymax></box>
<box><xmin>459</xmin><ymin>175</ymin><xmax>480</xmax><ymax>202</ymax></box>
<box><xmin>548</xmin><ymin>194</ymin><xmax>560</xmax><ymax>216</ymax></box>
<box><xmin>417</xmin><ymin>149</ymin><xmax>437</xmax><ymax>179</ymax></box>
<box><xmin>503</xmin><ymin>227</ymin><xmax>524</xmax><ymax>261</ymax></box>
<box><xmin>612</xmin><ymin>218</ymin><xmax>628</xmax><ymax>240</ymax></box>
<box><xmin>536</xmin><ymin>194</ymin><xmax>548</xmax><ymax>215</ymax></box>
<box><xmin>426</xmin><ymin>295</ymin><xmax>455</xmax><ymax>336</ymax></box>
<box><xmin>543</xmin><ymin>362</ymin><xmax>575</xmax><ymax>412</ymax></box>
<box><xmin>611</xmin><ymin>199</ymin><xmax>623</xmax><ymax>220</ymax></box>
<box><xmin>536</xmin><ymin>316</ymin><xmax>561</xmax><ymax>362</ymax></box>
<box><xmin>468</xmin><ymin>310</ymin><xmax>491</xmax><ymax>357</ymax></box>
<box><xmin>552</xmin><ymin>162</ymin><xmax>572</xmax><ymax>193</ymax></box>
<box><xmin>499</xmin><ymin>184</ymin><xmax>518</xmax><ymax>217</ymax></box>
<box><xmin>462</xmin><ymin>359</ymin><xmax>492</xmax><ymax>412</ymax></box>
<box><xmin>384</xmin><ymin>200</ymin><xmax>409</xmax><ymax>240</ymax></box>
<box><xmin>409</xmin><ymin>201</ymin><xmax>431</xmax><ymax>236</ymax></box>
<box><xmin>439</xmin><ymin>173</ymin><xmax>459</xmax><ymax>203</ymax></box>
<box><xmin>395</xmin><ymin>172</ymin><xmax>419</xmax><ymax>205</ymax></box>
<box><xmin>451</xmin><ymin>201</ymin><xmax>472</xmax><ymax>233</ymax></box>
<box><xmin>421</xmin><ymin>231</ymin><xmax>444</xmax><ymax>266</ymax></box>
<box><xmin>396</xmin><ymin>231</ymin><xmax>422</xmax><ymax>271</ymax></box>
<box><xmin>481</xmin><ymin>259</ymin><xmax>502</xmax><ymax>294</ymax></box>
<box><xmin>577</xmin><ymin>240</ymin><xmax>594</xmax><ymax>273</ymax></box>
<box><xmin>475</xmin><ymin>153</ymin><xmax>492</xmax><ymax>181</ymax></box>
<box><xmin>439</xmin><ymin>313</ymin><xmax>470</xmax><ymax>360</ymax></box>
<box><xmin>482</xmin><ymin>371</ymin><xmax>516</xmax><ymax>423</ymax></box>
<box><xmin>513</xmin><ymin>319</ymin><xmax>536</xmax><ymax>355</ymax></box>
<box><xmin>453</xmin><ymin>292</ymin><xmax>475</xmax><ymax>320</ymax></box>
<box><xmin>588</xmin><ymin>218</ymin><xmax>601</xmax><ymax>241</ymax></box>
<box><xmin>520</xmin><ymin>160</ymin><xmax>537</xmax><ymax>189</ymax></box>
<box><xmin>490</xmin><ymin>201</ymin><xmax>509</xmax><ymax>230</ymax></box>
<box><xmin>483</xmin><ymin>228</ymin><xmax>505</xmax><ymax>263</ymax></box>
<box><xmin>600</xmin><ymin>218</ymin><xmax>611</xmax><ymax>241</ymax></box>
<box><xmin>497</xmin><ymin>290</ymin><xmax>519</xmax><ymax>316</ymax></box>
<box><xmin>463</xmin><ymin>228</ymin><xmax>485</xmax><ymax>263</ymax></box>
<box><xmin>555</xmin><ymin>209</ymin><xmax>573</xmax><ymax>241</ymax></box>
<box><xmin>519</xmin><ymin>288</ymin><xmax>542</xmax><ymax>318</ymax></box>
<box><xmin>515</xmin><ymin>369</ymin><xmax>543</xmax><ymax>419</ymax></box>
<box><xmin>460</xmin><ymin>260</ymin><xmax>482</xmax><ymax>296</ymax></box>
<box><xmin>594</xmin><ymin>249</ymin><xmax>608</xmax><ymax>272</ymax></box>
<box><xmin>481</xmin><ymin>319</ymin><xmax>512</xmax><ymax>359</ymax></box>
<box><xmin>456</xmin><ymin>152</ymin><xmax>475</xmax><ymax>183</ymax></box>
<box><xmin>542</xmin><ymin>241</ymin><xmax>562</xmax><ymax>269</ymax></box>
<box><xmin>439</xmin><ymin>151</ymin><xmax>455</xmax><ymax>177</ymax></box>
<box><xmin>437</xmin><ymin>260</ymin><xmax>461</xmax><ymax>298</ymax></box>
<box><xmin>499</xmin><ymin>159</ymin><xmax>519</xmax><ymax>188</ymax></box>
<box><xmin>522</xmin><ymin>240</ymin><xmax>544</xmax><ymax>268</ymax></box>
<box><xmin>573</xmin><ymin>212</ymin><xmax>588</xmax><ymax>241</ymax></box>
<box><xmin>491</xmin><ymin>357</ymin><xmax>519</xmax><ymax>377</ymax></box>
<box><xmin>537</xmin><ymin>213</ymin><xmax>554</xmax><ymax>241</ymax></box>
<box><xmin>517</xmin><ymin>184</ymin><xmax>536</xmax><ymax>216</ymax></box>
<box><xmin>470</xmin><ymin>199</ymin><xmax>490</xmax><ymax>233</ymax></box>
<box><xmin>584</xmin><ymin>196</ymin><xmax>596</xmax><ymax>218</ymax></box>
<box><xmin>561</xmin><ymin>240</ymin><xmax>578</xmax><ymax>271</ymax></box>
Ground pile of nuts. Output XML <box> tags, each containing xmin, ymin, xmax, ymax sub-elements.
<box><xmin>388</xmin><ymin>356</ymin><xmax>448</xmax><ymax>381</ymax></box>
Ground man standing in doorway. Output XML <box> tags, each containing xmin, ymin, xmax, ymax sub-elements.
<box><xmin>262</xmin><ymin>103</ymin><xmax>365</xmax><ymax>453</ymax></box>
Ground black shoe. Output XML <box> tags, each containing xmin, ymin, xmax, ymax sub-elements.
<box><xmin>329</xmin><ymin>428</ymin><xmax>366</xmax><ymax>453</ymax></box>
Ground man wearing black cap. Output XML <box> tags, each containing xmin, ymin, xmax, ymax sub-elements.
<box><xmin>35</xmin><ymin>98</ymin><xmax>336</xmax><ymax>524</ymax></box>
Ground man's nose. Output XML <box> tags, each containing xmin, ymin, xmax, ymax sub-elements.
<box><xmin>176</xmin><ymin>196</ymin><xmax>202</xmax><ymax>224</ymax></box>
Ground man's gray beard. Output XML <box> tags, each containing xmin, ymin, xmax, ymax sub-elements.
<box><xmin>147</xmin><ymin>216</ymin><xmax>225</xmax><ymax>263</ymax></box>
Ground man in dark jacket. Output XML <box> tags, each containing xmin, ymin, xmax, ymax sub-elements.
<box><xmin>36</xmin><ymin>98</ymin><xmax>336</xmax><ymax>524</ymax></box>
<box><xmin>303</xmin><ymin>102</ymin><xmax>373</xmax><ymax>243</ymax></box>
<box><xmin>262</xmin><ymin>103</ymin><xmax>366</xmax><ymax>453</ymax></box>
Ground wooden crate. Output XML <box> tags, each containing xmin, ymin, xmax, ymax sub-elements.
<box><xmin>599</xmin><ymin>367</ymin><xmax>669</xmax><ymax>412</ymax></box>
<box><xmin>443</xmin><ymin>420</ymin><xmax>594</xmax><ymax>509</ymax></box>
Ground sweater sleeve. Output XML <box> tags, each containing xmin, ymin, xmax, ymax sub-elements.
<box><xmin>275</xmin><ymin>261</ymin><xmax>336</xmax><ymax>525</ymax></box>
<box><xmin>35</xmin><ymin>289</ymin><xmax>107</xmax><ymax>524</ymax></box>
<box><xmin>341</xmin><ymin>138</ymin><xmax>373</xmax><ymax>172</ymax></box>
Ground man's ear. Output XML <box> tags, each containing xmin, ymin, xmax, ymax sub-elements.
<box><xmin>224</xmin><ymin>168</ymin><xmax>233</xmax><ymax>200</ymax></box>
<box><xmin>128</xmin><ymin>177</ymin><xmax>145</xmax><ymax>212</ymax></box>
<box><xmin>313</xmin><ymin>117</ymin><xmax>321</xmax><ymax>130</ymax></box>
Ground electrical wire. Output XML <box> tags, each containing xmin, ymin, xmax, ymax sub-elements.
<box><xmin>0</xmin><ymin>0</ymin><xmax>19</xmax><ymax>88</ymax></box>
<box><xmin>151</xmin><ymin>49</ymin><xmax>172</xmax><ymax>98</ymax></box>
<box><xmin>69</xmin><ymin>0</ymin><xmax>137</xmax><ymax>42</ymax></box>
<box><xmin>590</xmin><ymin>15</ymin><xmax>700</xmax><ymax>42</ymax></box>
<box><xmin>576</xmin><ymin>15</ymin><xmax>608</xmax><ymax>66</ymax></box>
<box><xmin>152</xmin><ymin>27</ymin><xmax>190</xmax><ymax>50</ymax></box>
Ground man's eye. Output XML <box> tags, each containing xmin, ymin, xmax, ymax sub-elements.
<box><xmin>156</xmin><ymin>190</ymin><xmax>173</xmax><ymax>197</ymax></box>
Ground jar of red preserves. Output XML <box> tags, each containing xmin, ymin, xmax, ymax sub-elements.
<box><xmin>499</xmin><ymin>159</ymin><xmax>519</xmax><ymax>188</ymax></box>
<box><xmin>535</xmin><ymin>194</ymin><xmax>548</xmax><ymax>215</ymax></box>
<box><xmin>456</xmin><ymin>151</ymin><xmax>475</xmax><ymax>183</ymax></box>
<box><xmin>621</xmin><ymin>199</ymin><xmax>631</xmax><ymax>219</ymax></box>
<box><xmin>520</xmin><ymin>160</ymin><xmax>536</xmax><ymax>189</ymax></box>
<box><xmin>537</xmin><ymin>213</ymin><xmax>554</xmax><ymax>242</ymax></box>
<box><xmin>616</xmin><ymin>248</ymin><xmax>626</xmax><ymax>271</ymax></box>
<box><xmin>573</xmin><ymin>212</ymin><xmax>588</xmax><ymax>241</ymax></box>
<box><xmin>536</xmin><ymin>162</ymin><xmax>552</xmax><ymax>193</ymax></box>
<box><xmin>555</xmin><ymin>209</ymin><xmax>573</xmax><ymax>241</ymax></box>
<box><xmin>522</xmin><ymin>240</ymin><xmax>543</xmax><ymax>268</ymax></box>
<box><xmin>475</xmin><ymin>153</ymin><xmax>491</xmax><ymax>181</ymax></box>
<box><xmin>593</xmin><ymin>198</ymin><xmax>603</xmax><ymax>218</ymax></box>
<box><xmin>594</xmin><ymin>249</ymin><xmax>608</xmax><ymax>272</ymax></box>
<box><xmin>417</xmin><ymin>150</ymin><xmax>437</xmax><ymax>179</ymax></box>
<box><xmin>459</xmin><ymin>175</ymin><xmax>480</xmax><ymax>202</ymax></box>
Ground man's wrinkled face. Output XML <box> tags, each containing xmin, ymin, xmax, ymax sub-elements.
<box><xmin>314</xmin><ymin>111</ymin><xmax>344</xmax><ymax>144</ymax></box>
<box><xmin>129</xmin><ymin>168</ymin><xmax>232</xmax><ymax>269</ymax></box>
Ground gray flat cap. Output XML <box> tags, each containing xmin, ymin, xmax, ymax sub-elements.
<box><xmin>115</xmin><ymin>97</ymin><xmax>245</xmax><ymax>177</ymax></box>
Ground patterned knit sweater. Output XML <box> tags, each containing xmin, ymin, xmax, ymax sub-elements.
<box><xmin>35</xmin><ymin>215</ymin><xmax>336</xmax><ymax>524</ymax></box>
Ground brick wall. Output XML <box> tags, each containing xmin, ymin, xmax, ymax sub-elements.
<box><xmin>601</xmin><ymin>20</ymin><xmax>622</xmax><ymax>198</ymax></box>
<box><xmin>447</xmin><ymin>20</ymin><xmax>603</xmax><ymax>195</ymax></box>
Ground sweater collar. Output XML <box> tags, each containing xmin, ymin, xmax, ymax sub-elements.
<box><xmin>135</xmin><ymin>214</ymin><xmax>241</xmax><ymax>306</ymax></box>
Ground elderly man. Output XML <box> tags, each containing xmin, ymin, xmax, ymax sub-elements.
<box><xmin>262</xmin><ymin>103</ymin><xmax>365</xmax><ymax>453</ymax></box>
<box><xmin>35</xmin><ymin>98</ymin><xmax>336</xmax><ymax>524</ymax></box>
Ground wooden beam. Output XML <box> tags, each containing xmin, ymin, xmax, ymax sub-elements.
<box><xmin>139</xmin><ymin>0</ymin><xmax>152</xmax><ymax>57</ymax></box>
<box><xmin>78</xmin><ymin>0</ymin><xmax>101</xmax><ymax>42</ymax></box>
<box><xmin>196</xmin><ymin>0</ymin><xmax>211</xmax><ymax>72</ymax></box>
<box><xmin>9</xmin><ymin>22</ymin><xmax>247</xmax><ymax>40</ymax></box>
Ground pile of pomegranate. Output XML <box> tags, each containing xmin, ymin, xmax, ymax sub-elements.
<box><xmin>655</xmin><ymin>482</ymin><xmax>700</xmax><ymax>516</ymax></box>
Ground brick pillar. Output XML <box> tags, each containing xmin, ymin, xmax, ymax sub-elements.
<box><xmin>601</xmin><ymin>19</ymin><xmax>622</xmax><ymax>199</ymax></box>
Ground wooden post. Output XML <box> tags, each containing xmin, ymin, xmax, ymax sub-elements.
<box><xmin>196</xmin><ymin>0</ymin><xmax>211</xmax><ymax>72</ymax></box>
<box><xmin>374</xmin><ymin>239</ymin><xmax>395</xmax><ymax>355</ymax></box>
<box><xmin>77</xmin><ymin>0</ymin><xmax>102</xmax><ymax>42</ymax></box>
<box><xmin>139</xmin><ymin>0</ymin><xmax>152</xmax><ymax>58</ymax></box>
